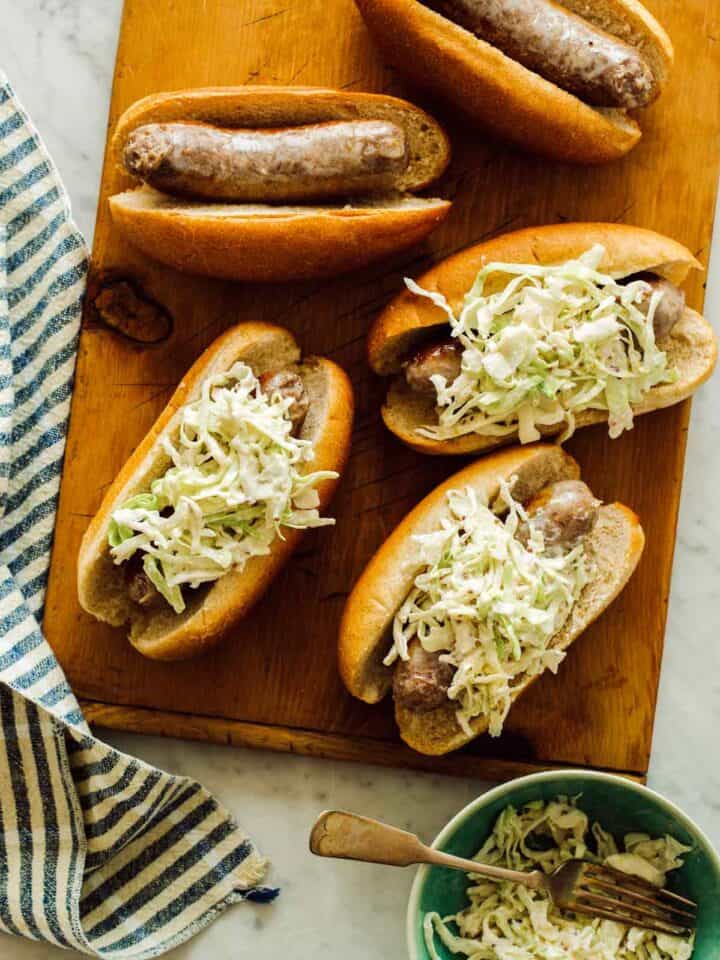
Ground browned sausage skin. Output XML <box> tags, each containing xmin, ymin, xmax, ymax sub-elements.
<box><xmin>125</xmin><ymin>556</ymin><xmax>161</xmax><ymax>607</ymax></box>
<box><xmin>393</xmin><ymin>642</ymin><xmax>454</xmax><ymax>710</ymax></box>
<box><xmin>259</xmin><ymin>368</ymin><xmax>310</xmax><ymax>434</ymax></box>
<box><xmin>623</xmin><ymin>273</ymin><xmax>686</xmax><ymax>341</ymax></box>
<box><xmin>123</xmin><ymin>120</ymin><xmax>410</xmax><ymax>203</ymax></box>
<box><xmin>403</xmin><ymin>338</ymin><xmax>463</xmax><ymax>396</ymax></box>
<box><xmin>516</xmin><ymin>480</ymin><xmax>600</xmax><ymax>553</ymax></box>
<box><xmin>423</xmin><ymin>0</ymin><xmax>657</xmax><ymax>109</ymax></box>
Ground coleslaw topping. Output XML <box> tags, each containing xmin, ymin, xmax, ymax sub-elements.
<box><xmin>108</xmin><ymin>361</ymin><xmax>337</xmax><ymax>613</ymax></box>
<box><xmin>384</xmin><ymin>479</ymin><xmax>591</xmax><ymax>737</ymax></box>
<box><xmin>406</xmin><ymin>245</ymin><xmax>677</xmax><ymax>443</ymax></box>
<box><xmin>424</xmin><ymin>797</ymin><xmax>694</xmax><ymax>960</ymax></box>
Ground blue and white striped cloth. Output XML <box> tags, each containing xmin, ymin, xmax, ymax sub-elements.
<box><xmin>0</xmin><ymin>72</ymin><xmax>277</xmax><ymax>957</ymax></box>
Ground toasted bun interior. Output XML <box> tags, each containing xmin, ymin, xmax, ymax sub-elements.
<box><xmin>338</xmin><ymin>443</ymin><xmax>644</xmax><ymax>755</ymax></box>
<box><xmin>111</xmin><ymin>186</ymin><xmax>449</xmax><ymax>219</ymax></box>
<box><xmin>78</xmin><ymin>322</ymin><xmax>353</xmax><ymax>660</ymax></box>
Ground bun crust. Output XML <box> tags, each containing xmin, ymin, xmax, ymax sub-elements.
<box><xmin>108</xmin><ymin>86</ymin><xmax>451</xmax><ymax>281</ymax></box>
<box><xmin>355</xmin><ymin>0</ymin><xmax>672</xmax><ymax>163</ymax></box>
<box><xmin>338</xmin><ymin>444</ymin><xmax>645</xmax><ymax>755</ymax></box>
<box><xmin>109</xmin><ymin>189</ymin><xmax>451</xmax><ymax>284</ymax></box>
<box><xmin>78</xmin><ymin>322</ymin><xmax>354</xmax><ymax>660</ymax></box>
<box><xmin>368</xmin><ymin>223</ymin><xmax>716</xmax><ymax>455</ymax></box>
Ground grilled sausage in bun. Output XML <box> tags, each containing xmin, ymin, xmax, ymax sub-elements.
<box><xmin>369</xmin><ymin>223</ymin><xmax>716</xmax><ymax>456</ymax></box>
<box><xmin>78</xmin><ymin>322</ymin><xmax>353</xmax><ymax>660</ymax></box>
<box><xmin>339</xmin><ymin>444</ymin><xmax>644</xmax><ymax>754</ymax></box>
<box><xmin>108</xmin><ymin>87</ymin><xmax>451</xmax><ymax>282</ymax></box>
<box><xmin>355</xmin><ymin>0</ymin><xmax>673</xmax><ymax>163</ymax></box>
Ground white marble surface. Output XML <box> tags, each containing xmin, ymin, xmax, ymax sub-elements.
<box><xmin>2</xmin><ymin>2</ymin><xmax>720</xmax><ymax>957</ymax></box>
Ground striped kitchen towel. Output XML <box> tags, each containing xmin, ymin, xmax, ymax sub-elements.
<box><xmin>0</xmin><ymin>72</ymin><xmax>277</xmax><ymax>958</ymax></box>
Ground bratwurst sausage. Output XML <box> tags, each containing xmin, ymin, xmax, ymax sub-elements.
<box><xmin>123</xmin><ymin>120</ymin><xmax>410</xmax><ymax>203</ymax></box>
<box><xmin>393</xmin><ymin>642</ymin><xmax>455</xmax><ymax>711</ymax></box>
<box><xmin>125</xmin><ymin>556</ymin><xmax>161</xmax><ymax>607</ymax></box>
<box><xmin>517</xmin><ymin>480</ymin><xmax>599</xmax><ymax>553</ymax></box>
<box><xmin>624</xmin><ymin>273</ymin><xmax>686</xmax><ymax>341</ymax></box>
<box><xmin>423</xmin><ymin>0</ymin><xmax>658</xmax><ymax>109</ymax></box>
<box><xmin>404</xmin><ymin>338</ymin><xmax>463</xmax><ymax>396</ymax></box>
<box><xmin>259</xmin><ymin>368</ymin><xmax>310</xmax><ymax>434</ymax></box>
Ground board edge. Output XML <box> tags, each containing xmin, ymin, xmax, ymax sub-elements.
<box><xmin>80</xmin><ymin>700</ymin><xmax>647</xmax><ymax>784</ymax></box>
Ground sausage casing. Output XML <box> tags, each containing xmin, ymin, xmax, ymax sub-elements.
<box><xmin>404</xmin><ymin>339</ymin><xmax>464</xmax><ymax>396</ymax></box>
<box><xmin>125</xmin><ymin>556</ymin><xmax>161</xmax><ymax>607</ymax></box>
<box><xmin>393</xmin><ymin>642</ymin><xmax>454</xmax><ymax>711</ymax></box>
<box><xmin>259</xmin><ymin>368</ymin><xmax>310</xmax><ymax>434</ymax></box>
<box><xmin>123</xmin><ymin>120</ymin><xmax>410</xmax><ymax>203</ymax></box>
<box><xmin>424</xmin><ymin>0</ymin><xmax>658</xmax><ymax>109</ymax></box>
<box><xmin>625</xmin><ymin>273</ymin><xmax>686</xmax><ymax>341</ymax></box>
<box><xmin>517</xmin><ymin>480</ymin><xmax>599</xmax><ymax>553</ymax></box>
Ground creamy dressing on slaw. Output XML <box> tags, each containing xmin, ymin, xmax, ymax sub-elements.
<box><xmin>108</xmin><ymin>361</ymin><xmax>337</xmax><ymax>613</ymax></box>
<box><xmin>385</xmin><ymin>479</ymin><xmax>591</xmax><ymax>737</ymax></box>
<box><xmin>406</xmin><ymin>246</ymin><xmax>677</xmax><ymax>443</ymax></box>
<box><xmin>424</xmin><ymin>798</ymin><xmax>694</xmax><ymax>960</ymax></box>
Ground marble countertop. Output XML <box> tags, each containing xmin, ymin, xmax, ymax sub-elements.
<box><xmin>3</xmin><ymin>2</ymin><xmax>720</xmax><ymax>957</ymax></box>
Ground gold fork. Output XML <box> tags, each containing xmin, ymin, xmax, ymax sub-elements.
<box><xmin>309</xmin><ymin>810</ymin><xmax>697</xmax><ymax>936</ymax></box>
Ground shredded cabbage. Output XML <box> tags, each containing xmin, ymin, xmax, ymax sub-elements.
<box><xmin>385</xmin><ymin>479</ymin><xmax>591</xmax><ymax>737</ymax></box>
<box><xmin>425</xmin><ymin>798</ymin><xmax>694</xmax><ymax>960</ymax></box>
<box><xmin>108</xmin><ymin>361</ymin><xmax>337</xmax><ymax>613</ymax></box>
<box><xmin>406</xmin><ymin>245</ymin><xmax>677</xmax><ymax>444</ymax></box>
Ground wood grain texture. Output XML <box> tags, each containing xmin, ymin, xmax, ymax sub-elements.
<box><xmin>79</xmin><ymin>702</ymin><xmax>645</xmax><ymax>783</ymax></box>
<box><xmin>44</xmin><ymin>0</ymin><xmax>720</xmax><ymax>779</ymax></box>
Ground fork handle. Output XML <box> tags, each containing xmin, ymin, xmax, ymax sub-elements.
<box><xmin>309</xmin><ymin>810</ymin><xmax>546</xmax><ymax>890</ymax></box>
<box><xmin>424</xmin><ymin>847</ymin><xmax>546</xmax><ymax>889</ymax></box>
<box><xmin>310</xmin><ymin>810</ymin><xmax>428</xmax><ymax>866</ymax></box>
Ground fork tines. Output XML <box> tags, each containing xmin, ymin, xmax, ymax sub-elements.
<box><xmin>568</xmin><ymin>862</ymin><xmax>697</xmax><ymax>936</ymax></box>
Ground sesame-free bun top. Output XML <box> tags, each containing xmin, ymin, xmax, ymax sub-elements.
<box><xmin>354</xmin><ymin>0</ymin><xmax>673</xmax><ymax>163</ymax></box>
<box><xmin>108</xmin><ymin>86</ymin><xmax>452</xmax><ymax>282</ymax></box>
<box><xmin>368</xmin><ymin>222</ymin><xmax>717</xmax><ymax>456</ymax></box>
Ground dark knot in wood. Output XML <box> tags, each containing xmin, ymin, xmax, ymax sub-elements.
<box><xmin>85</xmin><ymin>273</ymin><xmax>174</xmax><ymax>345</ymax></box>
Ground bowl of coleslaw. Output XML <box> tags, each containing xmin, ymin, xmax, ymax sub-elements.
<box><xmin>408</xmin><ymin>770</ymin><xmax>720</xmax><ymax>960</ymax></box>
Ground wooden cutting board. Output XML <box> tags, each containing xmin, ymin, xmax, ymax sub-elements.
<box><xmin>44</xmin><ymin>0</ymin><xmax>720</xmax><ymax>782</ymax></box>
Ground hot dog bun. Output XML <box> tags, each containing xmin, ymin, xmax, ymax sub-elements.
<box><xmin>355</xmin><ymin>0</ymin><xmax>672</xmax><ymax>163</ymax></box>
<box><xmin>78</xmin><ymin>322</ymin><xmax>353</xmax><ymax>660</ymax></box>
<box><xmin>369</xmin><ymin>222</ymin><xmax>717</xmax><ymax>455</ymax></box>
<box><xmin>108</xmin><ymin>87</ymin><xmax>451</xmax><ymax>282</ymax></box>
<box><xmin>338</xmin><ymin>444</ymin><xmax>645</xmax><ymax>754</ymax></box>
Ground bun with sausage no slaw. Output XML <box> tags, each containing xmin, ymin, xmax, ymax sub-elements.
<box><xmin>355</xmin><ymin>0</ymin><xmax>674</xmax><ymax>163</ymax></box>
<box><xmin>108</xmin><ymin>87</ymin><xmax>452</xmax><ymax>282</ymax></box>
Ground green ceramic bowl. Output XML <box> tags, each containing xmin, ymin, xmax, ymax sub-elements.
<box><xmin>408</xmin><ymin>770</ymin><xmax>720</xmax><ymax>959</ymax></box>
